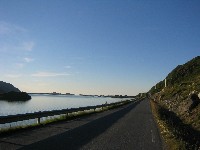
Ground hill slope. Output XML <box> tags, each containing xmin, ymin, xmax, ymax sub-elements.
<box><xmin>149</xmin><ymin>56</ymin><xmax>200</xmax><ymax>149</ymax></box>
<box><xmin>0</xmin><ymin>81</ymin><xmax>31</xmax><ymax>101</ymax></box>
<box><xmin>150</xmin><ymin>56</ymin><xmax>200</xmax><ymax>97</ymax></box>
<box><xmin>150</xmin><ymin>56</ymin><xmax>200</xmax><ymax>129</ymax></box>
<box><xmin>0</xmin><ymin>81</ymin><xmax>20</xmax><ymax>93</ymax></box>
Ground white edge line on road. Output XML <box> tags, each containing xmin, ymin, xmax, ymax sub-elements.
<box><xmin>151</xmin><ymin>130</ymin><xmax>155</xmax><ymax>143</ymax></box>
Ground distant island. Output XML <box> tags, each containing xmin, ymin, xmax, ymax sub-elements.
<box><xmin>28</xmin><ymin>93</ymin><xmax>134</xmax><ymax>98</ymax></box>
<box><xmin>79</xmin><ymin>94</ymin><xmax>135</xmax><ymax>98</ymax></box>
<box><xmin>29</xmin><ymin>92</ymin><xmax>75</xmax><ymax>96</ymax></box>
<box><xmin>110</xmin><ymin>95</ymin><xmax>135</xmax><ymax>98</ymax></box>
<box><xmin>0</xmin><ymin>81</ymin><xmax>31</xmax><ymax>101</ymax></box>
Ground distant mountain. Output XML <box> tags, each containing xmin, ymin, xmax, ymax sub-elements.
<box><xmin>0</xmin><ymin>81</ymin><xmax>20</xmax><ymax>93</ymax></box>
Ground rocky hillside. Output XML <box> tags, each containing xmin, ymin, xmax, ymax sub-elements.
<box><xmin>0</xmin><ymin>81</ymin><xmax>20</xmax><ymax>93</ymax></box>
<box><xmin>150</xmin><ymin>56</ymin><xmax>200</xmax><ymax>131</ymax></box>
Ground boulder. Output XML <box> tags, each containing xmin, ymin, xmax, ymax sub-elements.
<box><xmin>189</xmin><ymin>93</ymin><xmax>200</xmax><ymax>112</ymax></box>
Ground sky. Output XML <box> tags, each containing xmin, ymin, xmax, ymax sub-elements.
<box><xmin>0</xmin><ymin>0</ymin><xmax>200</xmax><ymax>95</ymax></box>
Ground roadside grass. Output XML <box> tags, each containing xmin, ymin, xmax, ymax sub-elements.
<box><xmin>150</xmin><ymin>100</ymin><xmax>184</xmax><ymax>150</ymax></box>
<box><xmin>150</xmin><ymin>100</ymin><xmax>200</xmax><ymax>150</ymax></box>
<box><xmin>0</xmin><ymin>100</ymin><xmax>133</xmax><ymax>135</ymax></box>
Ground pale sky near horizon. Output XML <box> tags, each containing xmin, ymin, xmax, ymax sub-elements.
<box><xmin>0</xmin><ymin>0</ymin><xmax>200</xmax><ymax>95</ymax></box>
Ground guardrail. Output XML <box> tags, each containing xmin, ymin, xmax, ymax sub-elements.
<box><xmin>0</xmin><ymin>100</ymin><xmax>132</xmax><ymax>125</ymax></box>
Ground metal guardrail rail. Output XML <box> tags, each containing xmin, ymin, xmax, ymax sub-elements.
<box><xmin>0</xmin><ymin>100</ymin><xmax>132</xmax><ymax>125</ymax></box>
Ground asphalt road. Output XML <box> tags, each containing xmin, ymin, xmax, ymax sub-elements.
<box><xmin>18</xmin><ymin>99</ymin><xmax>162</xmax><ymax>150</ymax></box>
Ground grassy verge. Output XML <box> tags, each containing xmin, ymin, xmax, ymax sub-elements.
<box><xmin>0</xmin><ymin>100</ymin><xmax>132</xmax><ymax>135</ymax></box>
<box><xmin>150</xmin><ymin>100</ymin><xmax>200</xmax><ymax>150</ymax></box>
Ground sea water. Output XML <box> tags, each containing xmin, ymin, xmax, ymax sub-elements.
<box><xmin>0</xmin><ymin>94</ymin><xmax>126</xmax><ymax>129</ymax></box>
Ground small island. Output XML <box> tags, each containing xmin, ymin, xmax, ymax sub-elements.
<box><xmin>0</xmin><ymin>91</ymin><xmax>31</xmax><ymax>101</ymax></box>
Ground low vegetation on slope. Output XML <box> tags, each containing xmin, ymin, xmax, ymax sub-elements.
<box><xmin>149</xmin><ymin>56</ymin><xmax>200</xmax><ymax>149</ymax></box>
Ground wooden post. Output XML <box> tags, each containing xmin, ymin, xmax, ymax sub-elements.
<box><xmin>37</xmin><ymin>111</ymin><xmax>41</xmax><ymax>124</ymax></box>
<box><xmin>37</xmin><ymin>117</ymin><xmax>41</xmax><ymax>124</ymax></box>
<box><xmin>66</xmin><ymin>109</ymin><xmax>69</xmax><ymax>117</ymax></box>
<box><xmin>165</xmin><ymin>79</ymin><xmax>167</xmax><ymax>87</ymax></box>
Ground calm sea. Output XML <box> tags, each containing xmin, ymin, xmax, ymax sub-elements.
<box><xmin>0</xmin><ymin>94</ymin><xmax>127</xmax><ymax>129</ymax></box>
<box><xmin>0</xmin><ymin>94</ymin><xmax>125</xmax><ymax>116</ymax></box>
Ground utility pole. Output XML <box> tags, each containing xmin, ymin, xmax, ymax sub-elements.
<box><xmin>165</xmin><ymin>78</ymin><xmax>167</xmax><ymax>87</ymax></box>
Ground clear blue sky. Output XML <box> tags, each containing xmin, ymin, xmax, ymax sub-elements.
<box><xmin>0</xmin><ymin>0</ymin><xmax>200</xmax><ymax>95</ymax></box>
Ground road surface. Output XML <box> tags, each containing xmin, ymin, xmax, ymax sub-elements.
<box><xmin>0</xmin><ymin>99</ymin><xmax>163</xmax><ymax>150</ymax></box>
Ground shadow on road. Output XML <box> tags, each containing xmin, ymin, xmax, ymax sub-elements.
<box><xmin>20</xmin><ymin>100</ymin><xmax>142</xmax><ymax>150</ymax></box>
